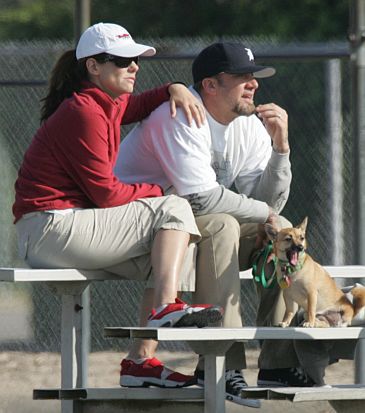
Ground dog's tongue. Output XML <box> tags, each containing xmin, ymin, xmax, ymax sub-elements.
<box><xmin>289</xmin><ymin>251</ymin><xmax>299</xmax><ymax>266</ymax></box>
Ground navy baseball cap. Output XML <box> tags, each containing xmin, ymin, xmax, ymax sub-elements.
<box><xmin>192</xmin><ymin>42</ymin><xmax>276</xmax><ymax>83</ymax></box>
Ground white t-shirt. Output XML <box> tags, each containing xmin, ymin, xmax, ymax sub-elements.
<box><xmin>115</xmin><ymin>89</ymin><xmax>291</xmax><ymax>223</ymax></box>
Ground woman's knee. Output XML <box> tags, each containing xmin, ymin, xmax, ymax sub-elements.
<box><xmin>196</xmin><ymin>213</ymin><xmax>240</xmax><ymax>239</ymax></box>
<box><xmin>162</xmin><ymin>195</ymin><xmax>192</xmax><ymax>215</ymax></box>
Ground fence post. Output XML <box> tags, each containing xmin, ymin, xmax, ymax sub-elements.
<box><xmin>73</xmin><ymin>0</ymin><xmax>91</xmax><ymax>387</ymax></box>
<box><xmin>326</xmin><ymin>59</ymin><xmax>344</xmax><ymax>265</ymax></box>
<box><xmin>350</xmin><ymin>0</ymin><xmax>365</xmax><ymax>384</ymax></box>
<box><xmin>74</xmin><ymin>0</ymin><xmax>91</xmax><ymax>43</ymax></box>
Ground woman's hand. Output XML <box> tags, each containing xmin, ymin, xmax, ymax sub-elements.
<box><xmin>168</xmin><ymin>83</ymin><xmax>205</xmax><ymax>127</ymax></box>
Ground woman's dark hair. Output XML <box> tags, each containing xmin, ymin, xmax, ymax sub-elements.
<box><xmin>40</xmin><ymin>49</ymin><xmax>88</xmax><ymax>122</ymax></box>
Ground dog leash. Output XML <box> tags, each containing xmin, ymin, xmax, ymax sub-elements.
<box><xmin>251</xmin><ymin>241</ymin><xmax>277</xmax><ymax>288</ymax></box>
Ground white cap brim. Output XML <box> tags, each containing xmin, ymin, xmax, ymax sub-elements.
<box><xmin>107</xmin><ymin>43</ymin><xmax>156</xmax><ymax>58</ymax></box>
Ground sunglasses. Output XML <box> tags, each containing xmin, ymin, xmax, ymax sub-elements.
<box><xmin>95</xmin><ymin>54</ymin><xmax>139</xmax><ymax>68</ymax></box>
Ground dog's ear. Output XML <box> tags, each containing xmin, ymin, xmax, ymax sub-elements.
<box><xmin>297</xmin><ymin>216</ymin><xmax>308</xmax><ymax>233</ymax></box>
<box><xmin>265</xmin><ymin>223</ymin><xmax>278</xmax><ymax>241</ymax></box>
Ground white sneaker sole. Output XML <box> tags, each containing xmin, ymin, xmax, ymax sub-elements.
<box><xmin>120</xmin><ymin>374</ymin><xmax>192</xmax><ymax>388</ymax></box>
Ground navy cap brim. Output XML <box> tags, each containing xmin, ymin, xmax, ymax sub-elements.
<box><xmin>226</xmin><ymin>65</ymin><xmax>276</xmax><ymax>79</ymax></box>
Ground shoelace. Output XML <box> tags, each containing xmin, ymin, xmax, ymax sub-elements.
<box><xmin>225</xmin><ymin>370</ymin><xmax>248</xmax><ymax>390</ymax></box>
<box><xmin>290</xmin><ymin>367</ymin><xmax>310</xmax><ymax>384</ymax></box>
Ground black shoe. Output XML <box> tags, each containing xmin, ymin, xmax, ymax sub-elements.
<box><xmin>195</xmin><ymin>369</ymin><xmax>261</xmax><ymax>408</ymax></box>
<box><xmin>257</xmin><ymin>368</ymin><xmax>315</xmax><ymax>387</ymax></box>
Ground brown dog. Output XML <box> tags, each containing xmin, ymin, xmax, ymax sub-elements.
<box><xmin>265</xmin><ymin>217</ymin><xmax>365</xmax><ymax>328</ymax></box>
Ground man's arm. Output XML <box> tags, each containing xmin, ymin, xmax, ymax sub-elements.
<box><xmin>236</xmin><ymin>150</ymin><xmax>291</xmax><ymax>214</ymax></box>
<box><xmin>235</xmin><ymin>105</ymin><xmax>291</xmax><ymax>214</ymax></box>
<box><xmin>184</xmin><ymin>185</ymin><xmax>270</xmax><ymax>223</ymax></box>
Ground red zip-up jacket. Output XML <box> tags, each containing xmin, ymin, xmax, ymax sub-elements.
<box><xmin>13</xmin><ymin>81</ymin><xmax>170</xmax><ymax>222</ymax></box>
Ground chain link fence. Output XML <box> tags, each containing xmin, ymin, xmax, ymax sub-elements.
<box><xmin>0</xmin><ymin>36</ymin><xmax>354</xmax><ymax>353</ymax></box>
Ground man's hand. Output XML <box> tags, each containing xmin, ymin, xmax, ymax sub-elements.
<box><xmin>255</xmin><ymin>209</ymin><xmax>279</xmax><ymax>264</ymax></box>
<box><xmin>255</xmin><ymin>103</ymin><xmax>289</xmax><ymax>153</ymax></box>
<box><xmin>265</xmin><ymin>208</ymin><xmax>280</xmax><ymax>227</ymax></box>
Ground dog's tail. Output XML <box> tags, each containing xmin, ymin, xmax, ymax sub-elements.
<box><xmin>351</xmin><ymin>285</ymin><xmax>365</xmax><ymax>318</ymax></box>
<box><xmin>336</xmin><ymin>294</ymin><xmax>355</xmax><ymax>326</ymax></box>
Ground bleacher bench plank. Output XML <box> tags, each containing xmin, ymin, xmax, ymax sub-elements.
<box><xmin>104</xmin><ymin>326</ymin><xmax>365</xmax><ymax>341</ymax></box>
<box><xmin>1</xmin><ymin>264</ymin><xmax>364</xmax><ymax>282</ymax></box>
<box><xmin>242</xmin><ymin>385</ymin><xmax>365</xmax><ymax>402</ymax></box>
<box><xmin>34</xmin><ymin>386</ymin><xmax>203</xmax><ymax>401</ymax></box>
<box><xmin>0</xmin><ymin>267</ymin><xmax>119</xmax><ymax>282</ymax></box>
<box><xmin>239</xmin><ymin>265</ymin><xmax>365</xmax><ymax>280</ymax></box>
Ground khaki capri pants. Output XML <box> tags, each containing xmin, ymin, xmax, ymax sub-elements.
<box><xmin>15</xmin><ymin>195</ymin><xmax>200</xmax><ymax>291</ymax></box>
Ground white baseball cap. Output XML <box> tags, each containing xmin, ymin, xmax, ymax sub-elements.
<box><xmin>76</xmin><ymin>23</ymin><xmax>156</xmax><ymax>60</ymax></box>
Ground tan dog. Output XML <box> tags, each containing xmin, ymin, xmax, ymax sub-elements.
<box><xmin>265</xmin><ymin>217</ymin><xmax>365</xmax><ymax>328</ymax></box>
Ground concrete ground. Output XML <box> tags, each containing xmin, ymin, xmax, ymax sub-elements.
<box><xmin>0</xmin><ymin>348</ymin><xmax>356</xmax><ymax>412</ymax></box>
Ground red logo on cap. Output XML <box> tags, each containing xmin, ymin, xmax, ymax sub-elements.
<box><xmin>117</xmin><ymin>34</ymin><xmax>130</xmax><ymax>39</ymax></box>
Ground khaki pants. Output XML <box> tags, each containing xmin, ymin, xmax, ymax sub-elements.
<box><xmin>16</xmin><ymin>195</ymin><xmax>199</xmax><ymax>291</ymax></box>
<box><xmin>193</xmin><ymin>214</ymin><xmax>244</xmax><ymax>370</ymax></box>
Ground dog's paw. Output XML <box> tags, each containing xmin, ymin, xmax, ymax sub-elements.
<box><xmin>302</xmin><ymin>321</ymin><xmax>315</xmax><ymax>328</ymax></box>
<box><xmin>278</xmin><ymin>321</ymin><xmax>289</xmax><ymax>328</ymax></box>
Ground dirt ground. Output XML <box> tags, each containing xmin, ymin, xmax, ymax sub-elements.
<box><xmin>0</xmin><ymin>348</ymin><xmax>355</xmax><ymax>413</ymax></box>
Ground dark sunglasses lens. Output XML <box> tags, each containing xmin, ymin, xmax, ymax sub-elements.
<box><xmin>114</xmin><ymin>56</ymin><xmax>139</xmax><ymax>68</ymax></box>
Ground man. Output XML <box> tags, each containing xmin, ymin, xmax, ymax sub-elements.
<box><xmin>115</xmin><ymin>42</ymin><xmax>313</xmax><ymax>406</ymax></box>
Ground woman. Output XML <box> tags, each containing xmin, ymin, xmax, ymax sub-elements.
<box><xmin>13</xmin><ymin>23</ymin><xmax>221</xmax><ymax>388</ymax></box>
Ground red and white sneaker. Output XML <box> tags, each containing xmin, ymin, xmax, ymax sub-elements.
<box><xmin>147</xmin><ymin>298</ymin><xmax>223</xmax><ymax>328</ymax></box>
<box><xmin>120</xmin><ymin>357</ymin><xmax>196</xmax><ymax>387</ymax></box>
